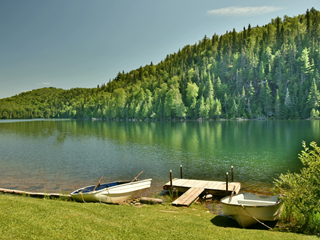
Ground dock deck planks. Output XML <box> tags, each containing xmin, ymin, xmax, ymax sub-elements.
<box><xmin>172</xmin><ymin>187</ymin><xmax>204</xmax><ymax>206</ymax></box>
<box><xmin>163</xmin><ymin>178</ymin><xmax>241</xmax><ymax>207</ymax></box>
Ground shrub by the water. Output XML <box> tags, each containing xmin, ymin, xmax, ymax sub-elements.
<box><xmin>274</xmin><ymin>141</ymin><xmax>320</xmax><ymax>234</ymax></box>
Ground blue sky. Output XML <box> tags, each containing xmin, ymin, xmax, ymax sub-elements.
<box><xmin>0</xmin><ymin>0</ymin><xmax>318</xmax><ymax>99</ymax></box>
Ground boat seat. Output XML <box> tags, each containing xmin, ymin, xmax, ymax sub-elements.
<box><xmin>79</xmin><ymin>182</ymin><xmax>119</xmax><ymax>193</ymax></box>
<box><xmin>105</xmin><ymin>182</ymin><xmax>118</xmax><ymax>188</ymax></box>
<box><xmin>100</xmin><ymin>182</ymin><xmax>118</xmax><ymax>188</ymax></box>
<box><xmin>237</xmin><ymin>199</ymin><xmax>276</xmax><ymax>206</ymax></box>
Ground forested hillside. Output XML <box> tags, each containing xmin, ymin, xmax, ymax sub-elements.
<box><xmin>1</xmin><ymin>8</ymin><xmax>320</xmax><ymax>120</ymax></box>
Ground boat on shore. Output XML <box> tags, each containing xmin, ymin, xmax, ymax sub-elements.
<box><xmin>70</xmin><ymin>178</ymin><xmax>152</xmax><ymax>203</ymax></box>
<box><xmin>221</xmin><ymin>193</ymin><xmax>284</xmax><ymax>228</ymax></box>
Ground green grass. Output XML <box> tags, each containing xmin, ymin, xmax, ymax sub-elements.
<box><xmin>0</xmin><ymin>194</ymin><xmax>317</xmax><ymax>240</ymax></box>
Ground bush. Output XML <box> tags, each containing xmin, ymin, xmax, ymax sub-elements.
<box><xmin>273</xmin><ymin>141</ymin><xmax>320</xmax><ymax>234</ymax></box>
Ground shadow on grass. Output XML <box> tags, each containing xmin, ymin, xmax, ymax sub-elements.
<box><xmin>210</xmin><ymin>216</ymin><xmax>240</xmax><ymax>228</ymax></box>
<box><xmin>211</xmin><ymin>215</ymin><xmax>279</xmax><ymax>230</ymax></box>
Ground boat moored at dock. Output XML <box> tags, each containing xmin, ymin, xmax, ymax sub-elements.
<box><xmin>221</xmin><ymin>193</ymin><xmax>284</xmax><ymax>228</ymax></box>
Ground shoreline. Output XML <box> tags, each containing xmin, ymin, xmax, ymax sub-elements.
<box><xmin>0</xmin><ymin>117</ymin><xmax>316</xmax><ymax>122</ymax></box>
<box><xmin>0</xmin><ymin>179</ymin><xmax>275</xmax><ymax>198</ymax></box>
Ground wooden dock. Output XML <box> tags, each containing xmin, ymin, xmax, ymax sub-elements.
<box><xmin>163</xmin><ymin>178</ymin><xmax>241</xmax><ymax>207</ymax></box>
<box><xmin>0</xmin><ymin>188</ymin><xmax>72</xmax><ymax>199</ymax></box>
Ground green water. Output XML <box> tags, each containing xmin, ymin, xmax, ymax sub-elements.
<box><xmin>0</xmin><ymin>119</ymin><xmax>319</xmax><ymax>194</ymax></box>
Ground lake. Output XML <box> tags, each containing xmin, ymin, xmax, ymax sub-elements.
<box><xmin>0</xmin><ymin>119</ymin><xmax>319</xmax><ymax>196</ymax></box>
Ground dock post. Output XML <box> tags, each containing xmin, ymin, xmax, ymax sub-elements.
<box><xmin>180</xmin><ymin>165</ymin><xmax>183</xmax><ymax>179</ymax></box>
<box><xmin>231</xmin><ymin>166</ymin><xmax>234</xmax><ymax>182</ymax></box>
<box><xmin>226</xmin><ymin>172</ymin><xmax>229</xmax><ymax>192</ymax></box>
<box><xmin>170</xmin><ymin>170</ymin><xmax>173</xmax><ymax>193</ymax></box>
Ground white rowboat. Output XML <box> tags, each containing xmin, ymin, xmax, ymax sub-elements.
<box><xmin>221</xmin><ymin>193</ymin><xmax>283</xmax><ymax>228</ymax></box>
<box><xmin>70</xmin><ymin>178</ymin><xmax>152</xmax><ymax>203</ymax></box>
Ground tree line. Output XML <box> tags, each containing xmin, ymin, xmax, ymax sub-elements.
<box><xmin>1</xmin><ymin>8</ymin><xmax>320</xmax><ymax>120</ymax></box>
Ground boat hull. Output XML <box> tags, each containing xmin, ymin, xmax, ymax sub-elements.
<box><xmin>221</xmin><ymin>193</ymin><xmax>283</xmax><ymax>228</ymax></box>
<box><xmin>71</xmin><ymin>179</ymin><xmax>152</xmax><ymax>204</ymax></box>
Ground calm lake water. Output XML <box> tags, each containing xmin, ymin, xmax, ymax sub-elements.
<box><xmin>0</xmin><ymin>119</ymin><xmax>319</xmax><ymax>196</ymax></box>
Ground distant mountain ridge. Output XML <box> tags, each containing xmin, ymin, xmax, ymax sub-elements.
<box><xmin>1</xmin><ymin>8</ymin><xmax>320</xmax><ymax>120</ymax></box>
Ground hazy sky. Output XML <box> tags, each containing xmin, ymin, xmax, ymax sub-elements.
<box><xmin>0</xmin><ymin>0</ymin><xmax>318</xmax><ymax>99</ymax></box>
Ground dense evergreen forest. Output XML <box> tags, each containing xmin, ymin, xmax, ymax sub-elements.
<box><xmin>1</xmin><ymin>8</ymin><xmax>320</xmax><ymax>120</ymax></box>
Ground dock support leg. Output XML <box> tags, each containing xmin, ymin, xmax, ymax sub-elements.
<box><xmin>170</xmin><ymin>170</ymin><xmax>173</xmax><ymax>193</ymax></box>
<box><xmin>231</xmin><ymin>166</ymin><xmax>234</xmax><ymax>182</ymax></box>
<box><xmin>226</xmin><ymin>172</ymin><xmax>229</xmax><ymax>192</ymax></box>
<box><xmin>180</xmin><ymin>165</ymin><xmax>183</xmax><ymax>179</ymax></box>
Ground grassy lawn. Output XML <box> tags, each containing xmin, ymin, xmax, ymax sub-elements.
<box><xmin>0</xmin><ymin>194</ymin><xmax>317</xmax><ymax>240</ymax></box>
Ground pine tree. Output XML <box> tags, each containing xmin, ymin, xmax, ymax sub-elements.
<box><xmin>275</xmin><ymin>89</ymin><xmax>281</xmax><ymax>118</ymax></box>
<box><xmin>230</xmin><ymin>99</ymin><xmax>238</xmax><ymax>119</ymax></box>
<box><xmin>307</xmin><ymin>78</ymin><xmax>320</xmax><ymax>115</ymax></box>
<box><xmin>198</xmin><ymin>96</ymin><xmax>208</xmax><ymax>118</ymax></box>
<box><xmin>283</xmin><ymin>88</ymin><xmax>292</xmax><ymax>119</ymax></box>
<box><xmin>264</xmin><ymin>80</ymin><xmax>273</xmax><ymax>117</ymax></box>
<box><xmin>186</xmin><ymin>82</ymin><xmax>199</xmax><ymax>118</ymax></box>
